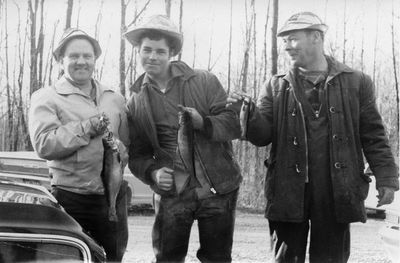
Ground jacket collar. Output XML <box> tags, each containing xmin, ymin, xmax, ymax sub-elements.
<box><xmin>131</xmin><ymin>60</ymin><xmax>196</xmax><ymax>93</ymax></box>
<box><xmin>54</xmin><ymin>76</ymin><xmax>113</xmax><ymax>97</ymax></box>
<box><xmin>282</xmin><ymin>55</ymin><xmax>353</xmax><ymax>85</ymax></box>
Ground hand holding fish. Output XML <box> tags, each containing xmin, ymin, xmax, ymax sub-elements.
<box><xmin>178</xmin><ymin>106</ymin><xmax>204</xmax><ymax>130</ymax></box>
<box><xmin>88</xmin><ymin>113</ymin><xmax>110</xmax><ymax>137</ymax></box>
<box><xmin>226</xmin><ymin>92</ymin><xmax>246</xmax><ymax>114</ymax></box>
<box><xmin>151</xmin><ymin>167</ymin><xmax>174</xmax><ymax>191</ymax></box>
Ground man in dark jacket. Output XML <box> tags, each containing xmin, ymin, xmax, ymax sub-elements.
<box><xmin>228</xmin><ymin>12</ymin><xmax>398</xmax><ymax>263</ymax></box>
<box><xmin>123</xmin><ymin>15</ymin><xmax>242</xmax><ymax>262</ymax></box>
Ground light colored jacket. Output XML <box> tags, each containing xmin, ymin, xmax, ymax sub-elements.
<box><xmin>29</xmin><ymin>76</ymin><xmax>129</xmax><ymax>194</ymax></box>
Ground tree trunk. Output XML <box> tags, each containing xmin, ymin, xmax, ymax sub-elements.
<box><xmin>29</xmin><ymin>0</ymin><xmax>39</xmax><ymax>96</ymax></box>
<box><xmin>342</xmin><ymin>0</ymin><xmax>347</xmax><ymax>64</ymax></box>
<box><xmin>262</xmin><ymin>0</ymin><xmax>271</xmax><ymax>83</ymax></box>
<box><xmin>227</xmin><ymin>0</ymin><xmax>233</xmax><ymax>94</ymax></box>
<box><xmin>252</xmin><ymin>1</ymin><xmax>257</xmax><ymax>98</ymax></box>
<box><xmin>165</xmin><ymin>0</ymin><xmax>171</xmax><ymax>18</ymax></box>
<box><xmin>177</xmin><ymin>0</ymin><xmax>183</xmax><ymax>60</ymax></box>
<box><xmin>120</xmin><ymin>0</ymin><xmax>127</xmax><ymax>97</ymax></box>
<box><xmin>37</xmin><ymin>0</ymin><xmax>45</xmax><ymax>89</ymax></box>
<box><xmin>4</xmin><ymin>0</ymin><xmax>13</xmax><ymax>150</ymax></box>
<box><xmin>391</xmin><ymin>0</ymin><xmax>399</xmax><ymax>159</ymax></box>
<box><xmin>65</xmin><ymin>0</ymin><xmax>73</xmax><ymax>29</ymax></box>
<box><xmin>271</xmin><ymin>0</ymin><xmax>278</xmax><ymax>75</ymax></box>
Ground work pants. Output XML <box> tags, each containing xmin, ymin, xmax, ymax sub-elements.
<box><xmin>269</xmin><ymin>184</ymin><xmax>350</xmax><ymax>263</ymax></box>
<box><xmin>152</xmin><ymin>188</ymin><xmax>238</xmax><ymax>263</ymax></box>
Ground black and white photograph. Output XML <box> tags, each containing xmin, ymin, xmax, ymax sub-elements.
<box><xmin>0</xmin><ymin>0</ymin><xmax>399</xmax><ymax>262</ymax></box>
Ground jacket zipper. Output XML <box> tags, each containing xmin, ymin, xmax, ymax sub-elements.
<box><xmin>290</xmin><ymin>87</ymin><xmax>309</xmax><ymax>183</ymax></box>
<box><xmin>194</xmin><ymin>143</ymin><xmax>217</xmax><ymax>194</ymax></box>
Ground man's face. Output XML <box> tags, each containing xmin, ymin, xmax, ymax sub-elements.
<box><xmin>139</xmin><ymin>37</ymin><xmax>172</xmax><ymax>80</ymax></box>
<box><xmin>61</xmin><ymin>38</ymin><xmax>95</xmax><ymax>85</ymax></box>
<box><xmin>281</xmin><ymin>30</ymin><xmax>318</xmax><ymax>69</ymax></box>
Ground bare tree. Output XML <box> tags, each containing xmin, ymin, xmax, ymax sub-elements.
<box><xmin>65</xmin><ymin>0</ymin><xmax>73</xmax><ymax>29</ymax></box>
<box><xmin>165</xmin><ymin>0</ymin><xmax>171</xmax><ymax>17</ymax></box>
<box><xmin>262</xmin><ymin>0</ymin><xmax>271</xmax><ymax>83</ymax></box>
<box><xmin>271</xmin><ymin>0</ymin><xmax>278</xmax><ymax>75</ymax></box>
<box><xmin>391</xmin><ymin>0</ymin><xmax>399</xmax><ymax>157</ymax></box>
<box><xmin>252</xmin><ymin>0</ymin><xmax>257</xmax><ymax>98</ymax></box>
<box><xmin>37</xmin><ymin>0</ymin><xmax>45</xmax><ymax>89</ymax></box>
<box><xmin>177</xmin><ymin>0</ymin><xmax>183</xmax><ymax>61</ymax></box>
<box><xmin>46</xmin><ymin>21</ymin><xmax>59</xmax><ymax>86</ymax></box>
<box><xmin>4</xmin><ymin>0</ymin><xmax>13</xmax><ymax>150</ymax></box>
<box><xmin>240</xmin><ymin>0</ymin><xmax>254</xmax><ymax>93</ymax></box>
<box><xmin>342</xmin><ymin>0</ymin><xmax>347</xmax><ymax>64</ymax></box>
<box><xmin>227</xmin><ymin>0</ymin><xmax>233</xmax><ymax>94</ymax></box>
<box><xmin>94</xmin><ymin>0</ymin><xmax>104</xmax><ymax>41</ymax></box>
<box><xmin>120</xmin><ymin>0</ymin><xmax>127</xmax><ymax>97</ymax></box>
<box><xmin>28</xmin><ymin>0</ymin><xmax>39</xmax><ymax>95</ymax></box>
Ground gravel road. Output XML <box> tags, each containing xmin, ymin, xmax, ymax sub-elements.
<box><xmin>122</xmin><ymin>211</ymin><xmax>391</xmax><ymax>263</ymax></box>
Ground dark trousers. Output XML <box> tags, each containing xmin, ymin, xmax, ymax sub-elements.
<box><xmin>52</xmin><ymin>181</ymin><xmax>129</xmax><ymax>262</ymax></box>
<box><xmin>153</xmin><ymin>188</ymin><xmax>238</xmax><ymax>263</ymax></box>
<box><xmin>269</xmin><ymin>184</ymin><xmax>350</xmax><ymax>263</ymax></box>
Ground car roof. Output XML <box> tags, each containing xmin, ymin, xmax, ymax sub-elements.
<box><xmin>0</xmin><ymin>181</ymin><xmax>104</xmax><ymax>255</ymax></box>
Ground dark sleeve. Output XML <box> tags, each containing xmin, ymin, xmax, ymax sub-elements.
<box><xmin>126</xmin><ymin>96</ymin><xmax>156</xmax><ymax>186</ymax></box>
<box><xmin>359</xmin><ymin>73</ymin><xmax>399</xmax><ymax>190</ymax></box>
<box><xmin>201</xmin><ymin>72</ymin><xmax>241</xmax><ymax>141</ymax></box>
<box><xmin>246</xmin><ymin>78</ymin><xmax>274</xmax><ymax>147</ymax></box>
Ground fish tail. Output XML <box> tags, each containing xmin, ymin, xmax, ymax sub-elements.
<box><xmin>108</xmin><ymin>207</ymin><xmax>118</xmax><ymax>222</ymax></box>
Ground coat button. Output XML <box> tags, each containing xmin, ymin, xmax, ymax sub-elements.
<box><xmin>295</xmin><ymin>164</ymin><xmax>301</xmax><ymax>173</ymax></box>
<box><xmin>293</xmin><ymin>137</ymin><xmax>298</xmax><ymax>146</ymax></box>
<box><xmin>334</xmin><ymin>162</ymin><xmax>344</xmax><ymax>169</ymax></box>
<box><xmin>329</xmin><ymin>107</ymin><xmax>336</xmax><ymax>113</ymax></box>
<box><xmin>333</xmin><ymin>134</ymin><xmax>339</xmax><ymax>140</ymax></box>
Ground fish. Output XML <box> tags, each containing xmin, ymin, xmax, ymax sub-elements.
<box><xmin>101</xmin><ymin>132</ymin><xmax>127</xmax><ymax>222</ymax></box>
<box><xmin>235</xmin><ymin>92</ymin><xmax>252</xmax><ymax>140</ymax></box>
<box><xmin>176</xmin><ymin>105</ymin><xmax>195</xmax><ymax>194</ymax></box>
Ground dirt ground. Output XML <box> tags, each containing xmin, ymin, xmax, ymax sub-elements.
<box><xmin>122</xmin><ymin>211</ymin><xmax>391</xmax><ymax>263</ymax></box>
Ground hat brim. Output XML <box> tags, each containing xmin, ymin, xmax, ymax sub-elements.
<box><xmin>53</xmin><ymin>35</ymin><xmax>102</xmax><ymax>62</ymax></box>
<box><xmin>123</xmin><ymin>28</ymin><xmax>183</xmax><ymax>57</ymax></box>
<box><xmin>277</xmin><ymin>24</ymin><xmax>328</xmax><ymax>37</ymax></box>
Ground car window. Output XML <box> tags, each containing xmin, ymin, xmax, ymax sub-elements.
<box><xmin>0</xmin><ymin>241</ymin><xmax>83</xmax><ymax>262</ymax></box>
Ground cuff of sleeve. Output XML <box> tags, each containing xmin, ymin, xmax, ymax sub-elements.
<box><xmin>80</xmin><ymin>119</ymin><xmax>93</xmax><ymax>138</ymax></box>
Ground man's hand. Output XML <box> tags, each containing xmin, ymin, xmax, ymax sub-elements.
<box><xmin>226</xmin><ymin>92</ymin><xmax>245</xmax><ymax>114</ymax></box>
<box><xmin>151</xmin><ymin>167</ymin><xmax>174</xmax><ymax>191</ymax></box>
<box><xmin>88</xmin><ymin>113</ymin><xmax>110</xmax><ymax>137</ymax></box>
<box><xmin>377</xmin><ymin>186</ymin><xmax>396</xmax><ymax>207</ymax></box>
<box><xmin>185</xmin><ymin>107</ymin><xmax>204</xmax><ymax>130</ymax></box>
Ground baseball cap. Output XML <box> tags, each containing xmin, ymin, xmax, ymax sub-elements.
<box><xmin>277</xmin><ymin>12</ymin><xmax>328</xmax><ymax>37</ymax></box>
<box><xmin>53</xmin><ymin>28</ymin><xmax>102</xmax><ymax>62</ymax></box>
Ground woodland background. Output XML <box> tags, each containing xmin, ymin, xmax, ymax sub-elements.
<box><xmin>0</xmin><ymin>0</ymin><xmax>399</xmax><ymax>210</ymax></box>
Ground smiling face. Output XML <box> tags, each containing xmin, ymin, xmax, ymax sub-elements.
<box><xmin>61</xmin><ymin>38</ymin><xmax>95</xmax><ymax>85</ymax></box>
<box><xmin>138</xmin><ymin>37</ymin><xmax>172</xmax><ymax>81</ymax></box>
<box><xmin>281</xmin><ymin>30</ymin><xmax>321</xmax><ymax>69</ymax></box>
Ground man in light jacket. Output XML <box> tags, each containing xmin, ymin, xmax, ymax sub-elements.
<box><xmin>29</xmin><ymin>28</ymin><xmax>129</xmax><ymax>262</ymax></box>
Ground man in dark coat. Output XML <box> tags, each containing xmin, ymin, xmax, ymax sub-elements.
<box><xmin>123</xmin><ymin>15</ymin><xmax>242</xmax><ymax>262</ymax></box>
<box><xmin>228</xmin><ymin>11</ymin><xmax>398</xmax><ymax>263</ymax></box>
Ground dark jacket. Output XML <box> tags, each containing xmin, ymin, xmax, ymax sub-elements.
<box><xmin>247</xmin><ymin>56</ymin><xmax>399</xmax><ymax>223</ymax></box>
<box><xmin>127</xmin><ymin>61</ymin><xmax>242</xmax><ymax>196</ymax></box>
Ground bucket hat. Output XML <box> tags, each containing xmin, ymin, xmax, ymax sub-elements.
<box><xmin>277</xmin><ymin>12</ymin><xmax>328</xmax><ymax>37</ymax></box>
<box><xmin>123</xmin><ymin>15</ymin><xmax>183</xmax><ymax>56</ymax></box>
<box><xmin>53</xmin><ymin>28</ymin><xmax>102</xmax><ymax>62</ymax></box>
